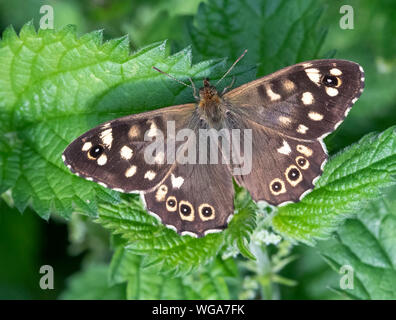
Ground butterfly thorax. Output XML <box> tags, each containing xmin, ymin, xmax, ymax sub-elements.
<box><xmin>198</xmin><ymin>79</ymin><xmax>225</xmax><ymax>125</ymax></box>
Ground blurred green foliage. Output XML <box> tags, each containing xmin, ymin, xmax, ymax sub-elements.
<box><xmin>0</xmin><ymin>0</ymin><xmax>395</xmax><ymax>300</ymax></box>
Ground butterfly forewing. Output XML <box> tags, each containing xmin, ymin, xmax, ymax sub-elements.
<box><xmin>224</xmin><ymin>59</ymin><xmax>365</xmax><ymax>140</ymax></box>
<box><xmin>63</xmin><ymin>103</ymin><xmax>196</xmax><ymax>193</ymax></box>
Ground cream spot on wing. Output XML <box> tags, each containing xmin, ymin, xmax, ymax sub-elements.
<box><xmin>198</xmin><ymin>203</ymin><xmax>215</xmax><ymax>221</ymax></box>
<box><xmin>279</xmin><ymin>116</ymin><xmax>292</xmax><ymax>125</ymax></box>
<box><xmin>277</xmin><ymin>140</ymin><xmax>291</xmax><ymax>155</ymax></box>
<box><xmin>352</xmin><ymin>98</ymin><xmax>358</xmax><ymax>104</ymax></box>
<box><xmin>147</xmin><ymin>120</ymin><xmax>159</xmax><ymax>138</ymax></box>
<box><xmin>179</xmin><ymin>200</ymin><xmax>194</xmax><ymax>221</ymax></box>
<box><xmin>308</xmin><ymin>111</ymin><xmax>324</xmax><ymax>121</ymax></box>
<box><xmin>301</xmin><ymin>92</ymin><xmax>314</xmax><ymax>105</ymax></box>
<box><xmin>296</xmin><ymin>156</ymin><xmax>310</xmax><ymax>170</ymax></box>
<box><xmin>166</xmin><ymin>196</ymin><xmax>177</xmax><ymax>212</ymax></box>
<box><xmin>120</xmin><ymin>145</ymin><xmax>133</xmax><ymax>160</ymax></box>
<box><xmin>97</xmin><ymin>154</ymin><xmax>107</xmax><ymax>166</ymax></box>
<box><xmin>305</xmin><ymin>68</ymin><xmax>321</xmax><ymax>84</ymax></box>
<box><xmin>297</xmin><ymin>145</ymin><xmax>313</xmax><ymax>157</ymax></box>
<box><xmin>330</xmin><ymin>68</ymin><xmax>342</xmax><ymax>76</ymax></box>
<box><xmin>102</xmin><ymin>122</ymin><xmax>111</xmax><ymax>129</ymax></box>
<box><xmin>269</xmin><ymin>178</ymin><xmax>286</xmax><ymax>195</ymax></box>
<box><xmin>98</xmin><ymin>182</ymin><xmax>107</xmax><ymax>188</ymax></box>
<box><xmin>171</xmin><ymin>174</ymin><xmax>184</xmax><ymax>189</ymax></box>
<box><xmin>285</xmin><ymin>165</ymin><xmax>303</xmax><ymax>187</ymax></box>
<box><xmin>144</xmin><ymin>170</ymin><xmax>156</xmax><ymax>180</ymax></box>
<box><xmin>302</xmin><ymin>62</ymin><xmax>313</xmax><ymax>68</ymax></box>
<box><xmin>125</xmin><ymin>165</ymin><xmax>137</xmax><ymax>177</ymax></box>
<box><xmin>325</xmin><ymin>87</ymin><xmax>339</xmax><ymax>96</ymax></box>
<box><xmin>297</xmin><ymin>124</ymin><xmax>309</xmax><ymax>134</ymax></box>
<box><xmin>128</xmin><ymin>125</ymin><xmax>140</xmax><ymax>139</ymax></box>
<box><xmin>283</xmin><ymin>79</ymin><xmax>295</xmax><ymax>91</ymax></box>
<box><xmin>100</xmin><ymin>128</ymin><xmax>113</xmax><ymax>148</ymax></box>
<box><xmin>265</xmin><ymin>84</ymin><xmax>281</xmax><ymax>101</ymax></box>
<box><xmin>82</xmin><ymin>142</ymin><xmax>92</xmax><ymax>151</ymax></box>
<box><xmin>155</xmin><ymin>185</ymin><xmax>168</xmax><ymax>202</ymax></box>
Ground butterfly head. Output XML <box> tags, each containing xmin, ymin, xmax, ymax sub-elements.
<box><xmin>198</xmin><ymin>78</ymin><xmax>221</xmax><ymax>109</ymax></box>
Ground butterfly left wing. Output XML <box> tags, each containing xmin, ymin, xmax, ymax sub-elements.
<box><xmin>62</xmin><ymin>103</ymin><xmax>196</xmax><ymax>193</ymax></box>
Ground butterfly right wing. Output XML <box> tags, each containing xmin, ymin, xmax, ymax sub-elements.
<box><xmin>221</xmin><ymin>59</ymin><xmax>364</xmax><ymax>206</ymax></box>
<box><xmin>62</xmin><ymin>103</ymin><xmax>196</xmax><ymax>193</ymax></box>
<box><xmin>224</xmin><ymin>59</ymin><xmax>364</xmax><ymax>140</ymax></box>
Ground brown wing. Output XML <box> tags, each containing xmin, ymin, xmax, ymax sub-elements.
<box><xmin>63</xmin><ymin>103</ymin><xmax>196</xmax><ymax>193</ymax></box>
<box><xmin>225</xmin><ymin>115</ymin><xmax>327</xmax><ymax>206</ymax></box>
<box><xmin>222</xmin><ymin>59</ymin><xmax>364</xmax><ymax>205</ymax></box>
<box><xmin>142</xmin><ymin>114</ymin><xmax>235</xmax><ymax>237</ymax></box>
<box><xmin>224</xmin><ymin>59</ymin><xmax>364</xmax><ymax>140</ymax></box>
<box><xmin>142</xmin><ymin>161</ymin><xmax>234</xmax><ymax>237</ymax></box>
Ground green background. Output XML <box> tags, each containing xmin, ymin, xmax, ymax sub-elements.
<box><xmin>0</xmin><ymin>0</ymin><xmax>395</xmax><ymax>300</ymax></box>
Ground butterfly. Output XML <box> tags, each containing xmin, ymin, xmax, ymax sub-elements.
<box><xmin>63</xmin><ymin>58</ymin><xmax>365</xmax><ymax>238</ymax></box>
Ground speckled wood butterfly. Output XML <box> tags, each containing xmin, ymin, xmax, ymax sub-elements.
<box><xmin>63</xmin><ymin>58</ymin><xmax>365</xmax><ymax>237</ymax></box>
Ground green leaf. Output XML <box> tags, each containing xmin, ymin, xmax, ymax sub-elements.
<box><xmin>109</xmin><ymin>245</ymin><xmax>237</xmax><ymax>299</ymax></box>
<box><xmin>60</xmin><ymin>264</ymin><xmax>126</xmax><ymax>300</ymax></box>
<box><xmin>184</xmin><ymin>0</ymin><xmax>326</xmax><ymax>76</ymax></box>
<box><xmin>225</xmin><ymin>185</ymin><xmax>257</xmax><ymax>260</ymax></box>
<box><xmin>272</xmin><ymin>126</ymin><xmax>396</xmax><ymax>244</ymax></box>
<box><xmin>0</xmin><ymin>23</ymin><xmax>245</xmax><ymax>219</ymax></box>
<box><xmin>97</xmin><ymin>188</ymin><xmax>257</xmax><ymax>275</ymax></box>
<box><xmin>97</xmin><ymin>196</ymin><xmax>224</xmax><ymax>276</ymax></box>
<box><xmin>317</xmin><ymin>192</ymin><xmax>396</xmax><ymax>300</ymax></box>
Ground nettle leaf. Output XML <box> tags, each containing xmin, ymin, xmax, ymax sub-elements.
<box><xmin>0</xmin><ymin>22</ymin><xmax>250</xmax><ymax>219</ymax></box>
<box><xmin>185</xmin><ymin>0</ymin><xmax>326</xmax><ymax>76</ymax></box>
<box><xmin>273</xmin><ymin>126</ymin><xmax>396</xmax><ymax>244</ymax></box>
<box><xmin>97</xmin><ymin>191</ymin><xmax>254</xmax><ymax>275</ymax></box>
<box><xmin>109</xmin><ymin>246</ymin><xmax>237</xmax><ymax>299</ymax></box>
<box><xmin>60</xmin><ymin>264</ymin><xmax>126</xmax><ymax>300</ymax></box>
<box><xmin>317</xmin><ymin>193</ymin><xmax>396</xmax><ymax>300</ymax></box>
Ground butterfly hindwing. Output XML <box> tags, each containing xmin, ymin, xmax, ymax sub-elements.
<box><xmin>143</xmin><ymin>162</ymin><xmax>234</xmax><ymax>237</ymax></box>
<box><xmin>227</xmin><ymin>117</ymin><xmax>327</xmax><ymax>205</ymax></box>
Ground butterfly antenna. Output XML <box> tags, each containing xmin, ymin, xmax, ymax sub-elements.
<box><xmin>215</xmin><ymin>49</ymin><xmax>248</xmax><ymax>86</ymax></box>
<box><xmin>152</xmin><ymin>66</ymin><xmax>193</xmax><ymax>89</ymax></box>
